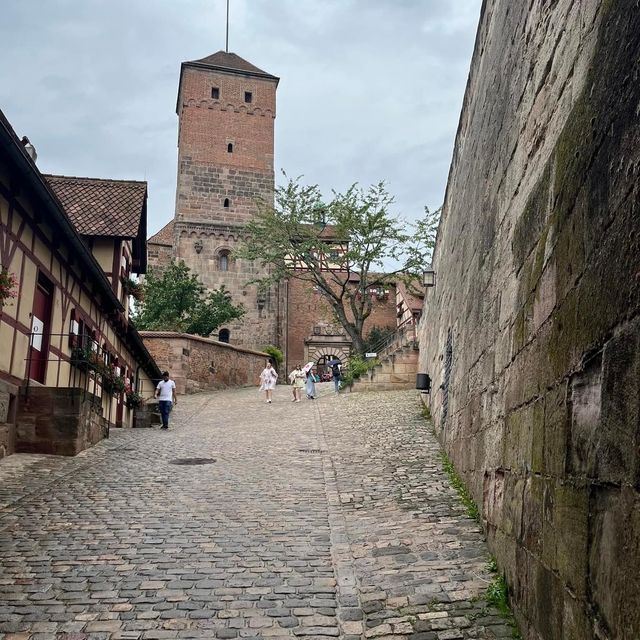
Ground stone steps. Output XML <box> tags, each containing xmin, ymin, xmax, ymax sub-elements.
<box><xmin>348</xmin><ymin>341</ymin><xmax>419</xmax><ymax>393</ymax></box>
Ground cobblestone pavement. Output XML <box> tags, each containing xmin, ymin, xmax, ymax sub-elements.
<box><xmin>0</xmin><ymin>385</ymin><xmax>512</xmax><ymax>640</ymax></box>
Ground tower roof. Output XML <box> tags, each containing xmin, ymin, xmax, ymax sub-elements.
<box><xmin>183</xmin><ymin>51</ymin><xmax>279</xmax><ymax>82</ymax></box>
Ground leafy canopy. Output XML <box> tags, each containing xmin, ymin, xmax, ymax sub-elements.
<box><xmin>235</xmin><ymin>176</ymin><xmax>439</xmax><ymax>353</ymax></box>
<box><xmin>133</xmin><ymin>260</ymin><xmax>244</xmax><ymax>337</ymax></box>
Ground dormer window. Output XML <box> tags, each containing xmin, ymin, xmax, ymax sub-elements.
<box><xmin>244</xmin><ymin>91</ymin><xmax>252</xmax><ymax>103</ymax></box>
<box><xmin>211</xmin><ymin>87</ymin><xmax>220</xmax><ymax>99</ymax></box>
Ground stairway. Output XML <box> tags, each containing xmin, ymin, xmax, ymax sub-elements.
<box><xmin>348</xmin><ymin>328</ymin><xmax>419</xmax><ymax>392</ymax></box>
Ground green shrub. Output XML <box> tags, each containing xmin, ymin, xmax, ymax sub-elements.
<box><xmin>440</xmin><ymin>451</ymin><xmax>480</xmax><ymax>522</ymax></box>
<box><xmin>262</xmin><ymin>345</ymin><xmax>284</xmax><ymax>369</ymax></box>
<box><xmin>340</xmin><ymin>354</ymin><xmax>380</xmax><ymax>388</ymax></box>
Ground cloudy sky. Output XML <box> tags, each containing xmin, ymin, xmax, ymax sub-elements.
<box><xmin>1</xmin><ymin>0</ymin><xmax>481</xmax><ymax>236</ymax></box>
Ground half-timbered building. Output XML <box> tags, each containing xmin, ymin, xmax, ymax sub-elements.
<box><xmin>0</xmin><ymin>109</ymin><xmax>160</xmax><ymax>459</ymax></box>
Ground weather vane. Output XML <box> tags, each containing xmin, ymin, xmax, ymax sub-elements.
<box><xmin>225</xmin><ymin>0</ymin><xmax>230</xmax><ymax>52</ymax></box>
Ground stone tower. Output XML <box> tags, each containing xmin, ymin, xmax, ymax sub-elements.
<box><xmin>170</xmin><ymin>51</ymin><xmax>281</xmax><ymax>348</ymax></box>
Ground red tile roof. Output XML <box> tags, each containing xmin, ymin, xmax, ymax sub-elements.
<box><xmin>44</xmin><ymin>175</ymin><xmax>147</xmax><ymax>238</ymax></box>
<box><xmin>397</xmin><ymin>280</ymin><xmax>425</xmax><ymax>311</ymax></box>
<box><xmin>148</xmin><ymin>220</ymin><xmax>174</xmax><ymax>246</ymax></box>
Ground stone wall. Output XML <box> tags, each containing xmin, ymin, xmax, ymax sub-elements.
<box><xmin>174</xmin><ymin>221</ymin><xmax>282</xmax><ymax>350</ymax></box>
<box><xmin>418</xmin><ymin>1</ymin><xmax>640</xmax><ymax>638</ymax></box>
<box><xmin>16</xmin><ymin>387</ymin><xmax>109</xmax><ymax>456</ymax></box>
<box><xmin>141</xmin><ymin>332</ymin><xmax>269</xmax><ymax>394</ymax></box>
<box><xmin>0</xmin><ymin>379</ymin><xmax>18</xmax><ymax>459</ymax></box>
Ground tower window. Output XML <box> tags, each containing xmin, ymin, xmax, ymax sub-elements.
<box><xmin>211</xmin><ymin>87</ymin><xmax>220</xmax><ymax>99</ymax></box>
<box><xmin>223</xmin><ymin>198</ymin><xmax>230</xmax><ymax>208</ymax></box>
<box><xmin>218</xmin><ymin>251</ymin><xmax>230</xmax><ymax>272</ymax></box>
<box><xmin>227</xmin><ymin>143</ymin><xmax>233</xmax><ymax>153</ymax></box>
<box><xmin>244</xmin><ymin>91</ymin><xmax>252</xmax><ymax>103</ymax></box>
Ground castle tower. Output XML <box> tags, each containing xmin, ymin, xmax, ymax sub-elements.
<box><xmin>170</xmin><ymin>51</ymin><xmax>281</xmax><ymax>348</ymax></box>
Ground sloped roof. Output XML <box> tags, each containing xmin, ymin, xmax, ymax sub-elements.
<box><xmin>192</xmin><ymin>51</ymin><xmax>268</xmax><ymax>74</ymax></box>
<box><xmin>148</xmin><ymin>220</ymin><xmax>174</xmax><ymax>246</ymax></box>
<box><xmin>397</xmin><ymin>280</ymin><xmax>425</xmax><ymax>311</ymax></box>
<box><xmin>44</xmin><ymin>175</ymin><xmax>147</xmax><ymax>238</ymax></box>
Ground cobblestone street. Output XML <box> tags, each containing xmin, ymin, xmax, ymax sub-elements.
<box><xmin>0</xmin><ymin>386</ymin><xmax>511</xmax><ymax>640</ymax></box>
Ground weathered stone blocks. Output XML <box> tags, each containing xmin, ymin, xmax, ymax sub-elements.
<box><xmin>418</xmin><ymin>0</ymin><xmax>640</xmax><ymax>636</ymax></box>
<box><xmin>16</xmin><ymin>387</ymin><xmax>108</xmax><ymax>455</ymax></box>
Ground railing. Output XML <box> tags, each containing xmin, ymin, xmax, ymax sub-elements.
<box><xmin>366</xmin><ymin>316</ymin><xmax>418</xmax><ymax>359</ymax></box>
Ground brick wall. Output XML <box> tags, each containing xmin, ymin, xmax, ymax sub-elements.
<box><xmin>169</xmin><ymin>62</ymin><xmax>280</xmax><ymax>351</ymax></box>
<box><xmin>285</xmin><ymin>278</ymin><xmax>398</xmax><ymax>368</ymax></box>
<box><xmin>418</xmin><ymin>2</ymin><xmax>640</xmax><ymax>638</ymax></box>
<box><xmin>141</xmin><ymin>332</ymin><xmax>269</xmax><ymax>394</ymax></box>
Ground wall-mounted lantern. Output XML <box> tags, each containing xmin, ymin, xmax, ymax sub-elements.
<box><xmin>194</xmin><ymin>239</ymin><xmax>203</xmax><ymax>254</ymax></box>
<box><xmin>423</xmin><ymin>267</ymin><xmax>436</xmax><ymax>288</ymax></box>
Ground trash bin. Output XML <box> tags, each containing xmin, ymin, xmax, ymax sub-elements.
<box><xmin>416</xmin><ymin>373</ymin><xmax>431</xmax><ymax>392</ymax></box>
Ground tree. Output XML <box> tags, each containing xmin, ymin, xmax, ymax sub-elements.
<box><xmin>235</xmin><ymin>176</ymin><xmax>440</xmax><ymax>354</ymax></box>
<box><xmin>133</xmin><ymin>261</ymin><xmax>245</xmax><ymax>337</ymax></box>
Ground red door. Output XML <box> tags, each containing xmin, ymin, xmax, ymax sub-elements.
<box><xmin>28</xmin><ymin>273</ymin><xmax>54</xmax><ymax>383</ymax></box>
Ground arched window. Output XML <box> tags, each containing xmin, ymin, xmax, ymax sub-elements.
<box><xmin>218</xmin><ymin>251</ymin><xmax>230</xmax><ymax>272</ymax></box>
<box><xmin>218</xmin><ymin>328</ymin><xmax>230</xmax><ymax>343</ymax></box>
<box><xmin>227</xmin><ymin>143</ymin><xmax>233</xmax><ymax>153</ymax></box>
<box><xmin>223</xmin><ymin>198</ymin><xmax>230</xmax><ymax>208</ymax></box>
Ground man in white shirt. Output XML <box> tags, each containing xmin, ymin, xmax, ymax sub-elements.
<box><xmin>155</xmin><ymin>371</ymin><xmax>177</xmax><ymax>430</ymax></box>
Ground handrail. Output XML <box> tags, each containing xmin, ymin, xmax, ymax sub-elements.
<box><xmin>367</xmin><ymin>317</ymin><xmax>417</xmax><ymax>358</ymax></box>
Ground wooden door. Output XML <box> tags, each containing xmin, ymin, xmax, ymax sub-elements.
<box><xmin>28</xmin><ymin>273</ymin><xmax>54</xmax><ymax>383</ymax></box>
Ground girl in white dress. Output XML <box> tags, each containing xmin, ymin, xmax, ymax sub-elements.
<box><xmin>259</xmin><ymin>361</ymin><xmax>278</xmax><ymax>403</ymax></box>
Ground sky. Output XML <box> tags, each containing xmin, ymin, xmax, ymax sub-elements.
<box><xmin>1</xmin><ymin>0</ymin><xmax>482</xmax><ymax>237</ymax></box>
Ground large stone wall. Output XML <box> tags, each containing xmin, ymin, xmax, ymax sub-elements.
<box><xmin>141</xmin><ymin>332</ymin><xmax>269</xmax><ymax>394</ymax></box>
<box><xmin>418</xmin><ymin>1</ymin><xmax>640</xmax><ymax>638</ymax></box>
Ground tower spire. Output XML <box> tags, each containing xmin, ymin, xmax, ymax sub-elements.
<box><xmin>225</xmin><ymin>0</ymin><xmax>230</xmax><ymax>52</ymax></box>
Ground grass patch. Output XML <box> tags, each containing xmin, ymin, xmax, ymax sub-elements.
<box><xmin>440</xmin><ymin>451</ymin><xmax>480</xmax><ymax>522</ymax></box>
<box><xmin>420</xmin><ymin>402</ymin><xmax>432</xmax><ymax>421</ymax></box>
<box><xmin>485</xmin><ymin>557</ymin><xmax>522</xmax><ymax>639</ymax></box>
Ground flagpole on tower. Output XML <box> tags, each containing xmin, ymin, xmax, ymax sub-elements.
<box><xmin>225</xmin><ymin>0</ymin><xmax>230</xmax><ymax>52</ymax></box>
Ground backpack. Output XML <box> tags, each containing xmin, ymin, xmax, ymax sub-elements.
<box><xmin>332</xmin><ymin>364</ymin><xmax>341</xmax><ymax>378</ymax></box>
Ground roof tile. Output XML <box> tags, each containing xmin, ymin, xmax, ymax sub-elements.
<box><xmin>44</xmin><ymin>174</ymin><xmax>146</xmax><ymax>238</ymax></box>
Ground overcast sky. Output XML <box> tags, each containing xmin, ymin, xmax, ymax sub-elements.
<box><xmin>1</xmin><ymin>0</ymin><xmax>481</xmax><ymax>236</ymax></box>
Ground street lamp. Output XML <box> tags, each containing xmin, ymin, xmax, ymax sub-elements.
<box><xmin>423</xmin><ymin>267</ymin><xmax>436</xmax><ymax>288</ymax></box>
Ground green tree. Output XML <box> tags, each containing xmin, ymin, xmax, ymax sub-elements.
<box><xmin>235</xmin><ymin>176</ymin><xmax>439</xmax><ymax>354</ymax></box>
<box><xmin>133</xmin><ymin>260</ymin><xmax>244</xmax><ymax>337</ymax></box>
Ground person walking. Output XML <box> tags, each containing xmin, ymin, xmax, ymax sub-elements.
<box><xmin>331</xmin><ymin>361</ymin><xmax>342</xmax><ymax>394</ymax></box>
<box><xmin>305</xmin><ymin>367</ymin><xmax>319</xmax><ymax>400</ymax></box>
<box><xmin>259</xmin><ymin>360</ymin><xmax>278</xmax><ymax>403</ymax></box>
<box><xmin>155</xmin><ymin>371</ymin><xmax>177</xmax><ymax>429</ymax></box>
<box><xmin>288</xmin><ymin>364</ymin><xmax>306</xmax><ymax>402</ymax></box>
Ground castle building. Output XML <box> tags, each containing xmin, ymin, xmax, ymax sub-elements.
<box><xmin>149</xmin><ymin>51</ymin><xmax>399</xmax><ymax>371</ymax></box>
<box><xmin>149</xmin><ymin>51</ymin><xmax>281</xmax><ymax>349</ymax></box>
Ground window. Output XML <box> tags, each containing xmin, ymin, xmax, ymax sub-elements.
<box><xmin>219</xmin><ymin>252</ymin><xmax>229</xmax><ymax>272</ymax></box>
<box><xmin>223</xmin><ymin>198</ymin><xmax>230</xmax><ymax>208</ymax></box>
<box><xmin>218</xmin><ymin>328</ymin><xmax>230</xmax><ymax>343</ymax></box>
<box><xmin>227</xmin><ymin>142</ymin><xmax>233</xmax><ymax>153</ymax></box>
<box><xmin>244</xmin><ymin>91</ymin><xmax>252</xmax><ymax>103</ymax></box>
<box><xmin>211</xmin><ymin>87</ymin><xmax>220</xmax><ymax>99</ymax></box>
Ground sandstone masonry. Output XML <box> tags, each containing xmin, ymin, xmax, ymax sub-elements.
<box><xmin>419</xmin><ymin>2</ymin><xmax>640</xmax><ymax>638</ymax></box>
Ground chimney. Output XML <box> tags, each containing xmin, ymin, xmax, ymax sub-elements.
<box><xmin>20</xmin><ymin>136</ymin><xmax>37</xmax><ymax>163</ymax></box>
